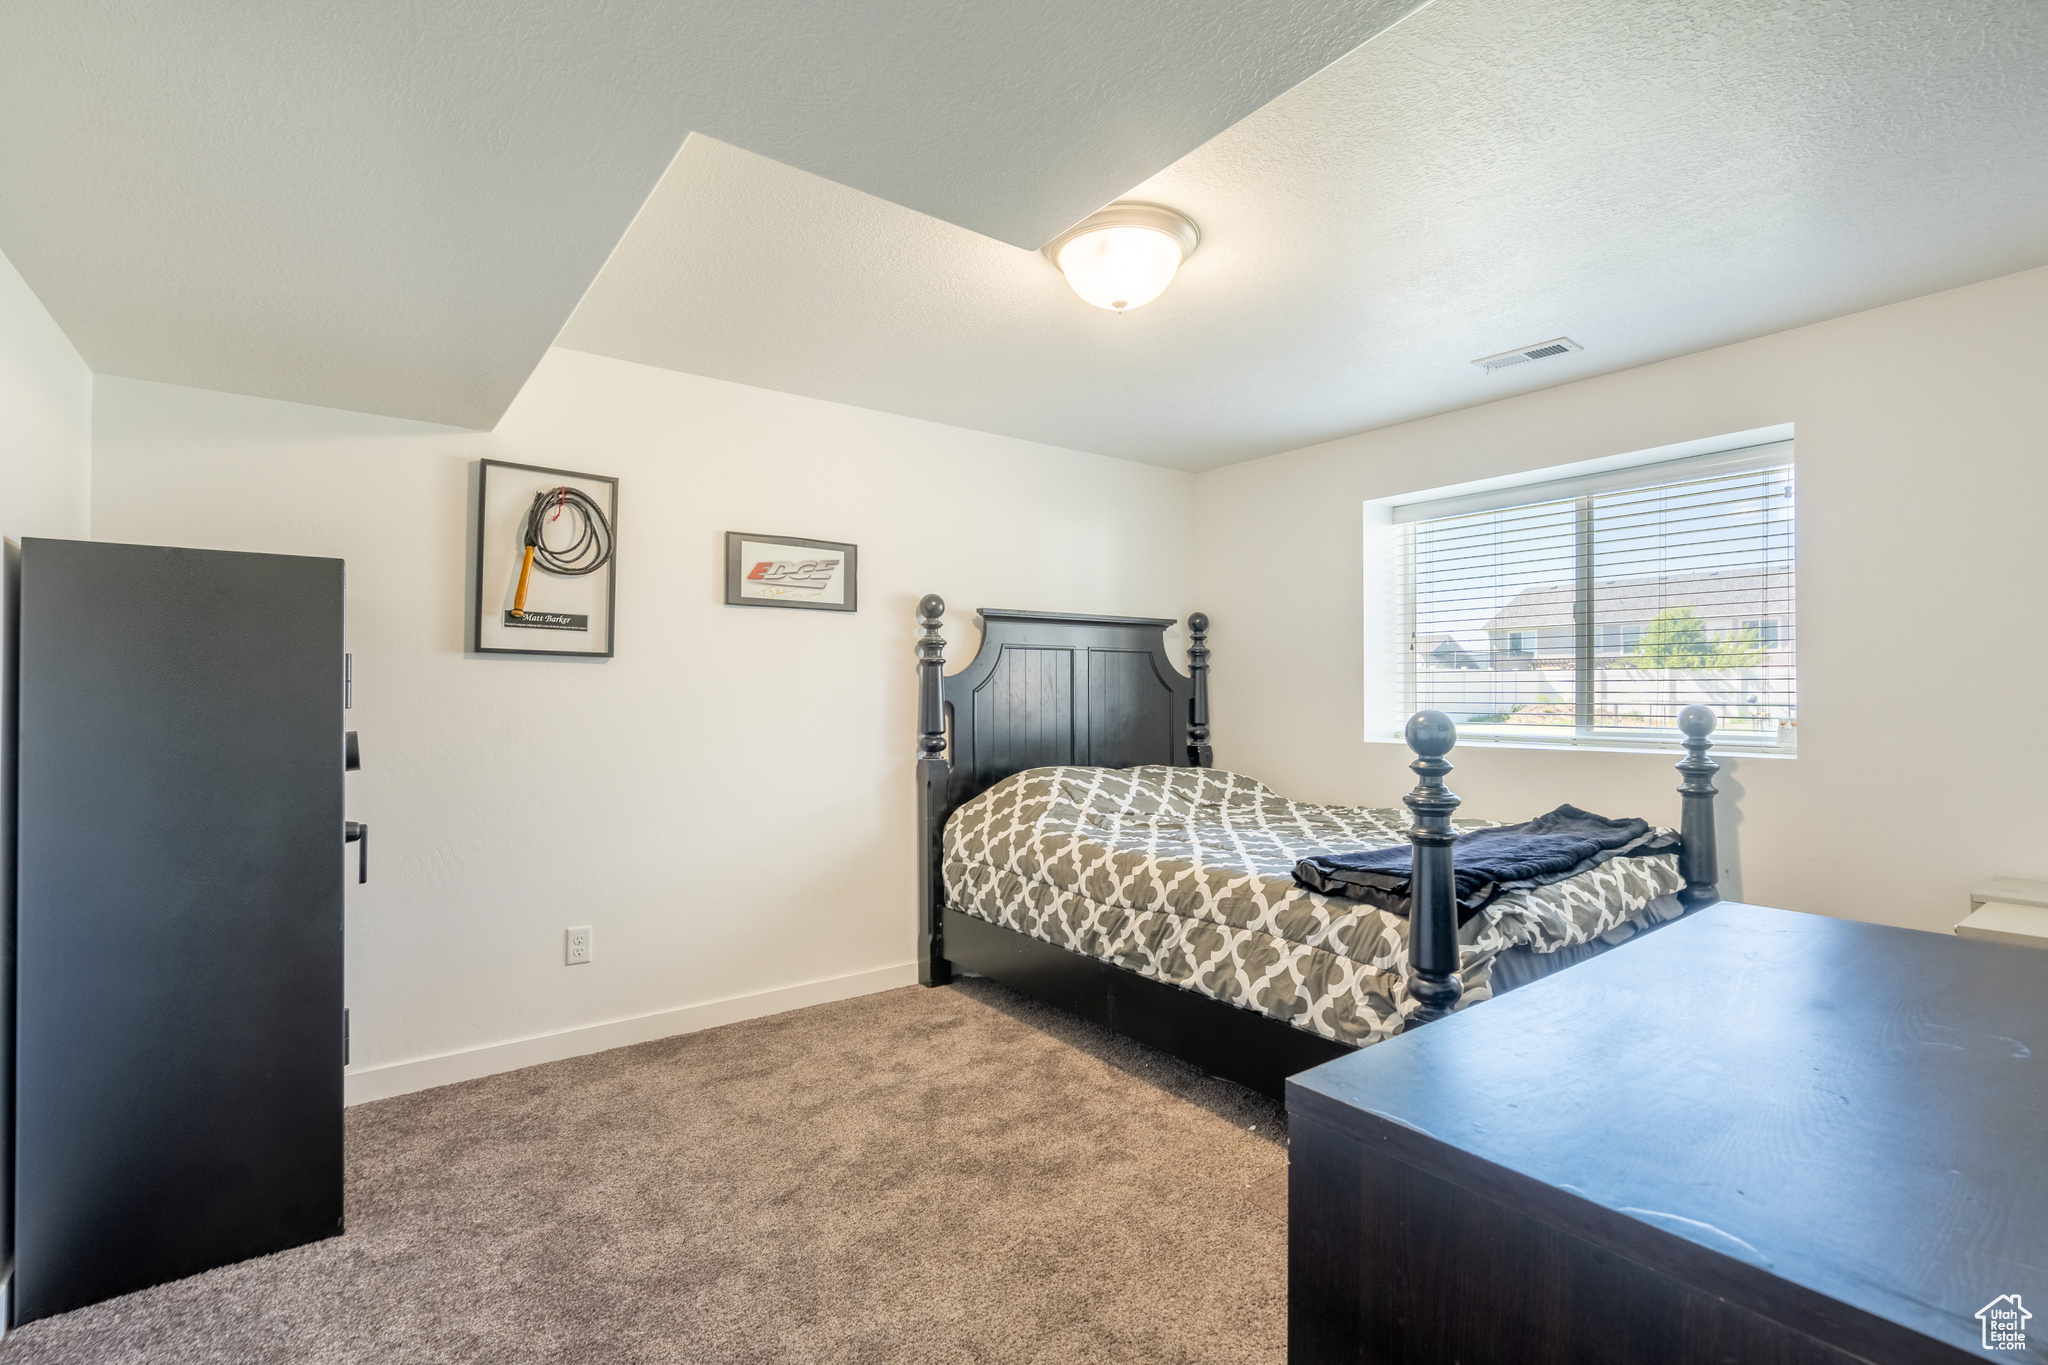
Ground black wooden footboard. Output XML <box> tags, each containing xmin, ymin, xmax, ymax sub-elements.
<box><xmin>1399</xmin><ymin>705</ymin><xmax>1720</xmax><ymax>1028</ymax></box>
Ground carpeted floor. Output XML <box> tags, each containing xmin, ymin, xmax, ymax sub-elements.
<box><xmin>0</xmin><ymin>979</ymin><xmax>1289</xmax><ymax>1364</ymax></box>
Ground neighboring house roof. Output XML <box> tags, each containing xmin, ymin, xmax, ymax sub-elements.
<box><xmin>1482</xmin><ymin>570</ymin><xmax>1794</xmax><ymax>634</ymax></box>
<box><xmin>1419</xmin><ymin>634</ymin><xmax>1482</xmax><ymax>667</ymax></box>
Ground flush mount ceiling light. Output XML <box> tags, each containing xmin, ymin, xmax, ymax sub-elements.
<box><xmin>1042</xmin><ymin>202</ymin><xmax>1200</xmax><ymax>313</ymax></box>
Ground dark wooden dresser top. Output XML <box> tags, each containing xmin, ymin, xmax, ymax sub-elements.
<box><xmin>1290</xmin><ymin>902</ymin><xmax>2048</xmax><ymax>1362</ymax></box>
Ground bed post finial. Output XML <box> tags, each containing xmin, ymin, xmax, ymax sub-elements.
<box><xmin>916</xmin><ymin>595</ymin><xmax>952</xmax><ymax>987</ymax></box>
<box><xmin>917</xmin><ymin>595</ymin><xmax>948</xmax><ymax>762</ymax></box>
<box><xmin>1676</xmin><ymin>705</ymin><xmax>1720</xmax><ymax>910</ymax></box>
<box><xmin>1186</xmin><ymin>612</ymin><xmax>1212</xmax><ymax>767</ymax></box>
<box><xmin>1403</xmin><ymin>710</ymin><xmax>1464</xmax><ymax>1027</ymax></box>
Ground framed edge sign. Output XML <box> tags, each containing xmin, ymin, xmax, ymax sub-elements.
<box><xmin>473</xmin><ymin>459</ymin><xmax>619</xmax><ymax>658</ymax></box>
<box><xmin>724</xmin><ymin>532</ymin><xmax>857</xmax><ymax>612</ymax></box>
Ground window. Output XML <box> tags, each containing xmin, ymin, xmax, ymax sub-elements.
<box><xmin>1596</xmin><ymin>624</ymin><xmax>1646</xmax><ymax>654</ymax></box>
<box><xmin>1397</xmin><ymin>442</ymin><xmax>1795</xmax><ymax>750</ymax></box>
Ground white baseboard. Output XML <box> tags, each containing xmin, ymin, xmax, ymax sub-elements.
<box><xmin>343</xmin><ymin>962</ymin><xmax>918</xmax><ymax>1106</ymax></box>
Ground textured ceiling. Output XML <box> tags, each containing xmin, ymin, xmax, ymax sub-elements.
<box><xmin>0</xmin><ymin>0</ymin><xmax>1423</xmax><ymax>429</ymax></box>
<box><xmin>561</xmin><ymin>0</ymin><xmax>2048</xmax><ymax>470</ymax></box>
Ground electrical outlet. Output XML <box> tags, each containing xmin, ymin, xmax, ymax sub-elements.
<box><xmin>565</xmin><ymin>926</ymin><xmax>593</xmax><ymax>965</ymax></box>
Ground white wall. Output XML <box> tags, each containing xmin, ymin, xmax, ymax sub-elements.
<box><xmin>92</xmin><ymin>349</ymin><xmax>1193</xmax><ymax>1099</ymax></box>
<box><xmin>0</xmin><ymin>246</ymin><xmax>91</xmax><ymax>542</ymax></box>
<box><xmin>0</xmin><ymin>244</ymin><xmax>90</xmax><ymax>1289</ymax></box>
<box><xmin>1196</xmin><ymin>264</ymin><xmax>2048</xmax><ymax>935</ymax></box>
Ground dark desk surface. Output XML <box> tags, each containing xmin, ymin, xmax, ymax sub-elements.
<box><xmin>1291</xmin><ymin>903</ymin><xmax>2048</xmax><ymax>1363</ymax></box>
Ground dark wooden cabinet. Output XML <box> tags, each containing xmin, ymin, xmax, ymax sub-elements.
<box><xmin>7</xmin><ymin>538</ymin><xmax>346</xmax><ymax>1326</ymax></box>
<box><xmin>1288</xmin><ymin>903</ymin><xmax>2048</xmax><ymax>1365</ymax></box>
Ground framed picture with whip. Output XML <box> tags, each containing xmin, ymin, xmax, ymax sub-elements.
<box><xmin>472</xmin><ymin>459</ymin><xmax>619</xmax><ymax>658</ymax></box>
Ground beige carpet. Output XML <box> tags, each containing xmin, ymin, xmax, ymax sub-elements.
<box><xmin>1</xmin><ymin>979</ymin><xmax>1289</xmax><ymax>1364</ymax></box>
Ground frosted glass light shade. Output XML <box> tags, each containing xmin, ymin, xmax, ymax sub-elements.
<box><xmin>1054</xmin><ymin>226</ymin><xmax>1183</xmax><ymax>311</ymax></box>
<box><xmin>1042</xmin><ymin>203</ymin><xmax>1199</xmax><ymax>313</ymax></box>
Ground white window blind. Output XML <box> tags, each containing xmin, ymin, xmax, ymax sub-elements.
<box><xmin>1397</xmin><ymin>442</ymin><xmax>1796</xmax><ymax>751</ymax></box>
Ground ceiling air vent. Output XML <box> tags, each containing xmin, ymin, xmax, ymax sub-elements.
<box><xmin>1472</xmin><ymin>337</ymin><xmax>1583</xmax><ymax>373</ymax></box>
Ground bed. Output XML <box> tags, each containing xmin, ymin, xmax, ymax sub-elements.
<box><xmin>914</xmin><ymin>597</ymin><xmax>1721</xmax><ymax>1098</ymax></box>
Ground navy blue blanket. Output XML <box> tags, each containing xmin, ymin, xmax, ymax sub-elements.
<box><xmin>1292</xmin><ymin>804</ymin><xmax>1664</xmax><ymax>916</ymax></box>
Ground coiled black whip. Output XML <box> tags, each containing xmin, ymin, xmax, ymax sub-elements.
<box><xmin>513</xmin><ymin>486</ymin><xmax>613</xmax><ymax>617</ymax></box>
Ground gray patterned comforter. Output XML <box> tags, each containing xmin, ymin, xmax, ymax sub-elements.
<box><xmin>942</xmin><ymin>766</ymin><xmax>1684</xmax><ymax>1047</ymax></box>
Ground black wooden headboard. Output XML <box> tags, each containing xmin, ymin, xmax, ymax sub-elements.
<box><xmin>913</xmin><ymin>596</ymin><xmax>1210</xmax><ymax>985</ymax></box>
